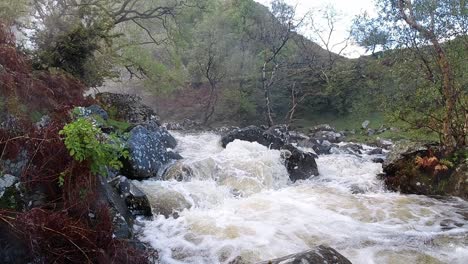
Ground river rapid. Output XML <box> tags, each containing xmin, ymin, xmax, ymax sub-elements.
<box><xmin>134</xmin><ymin>132</ymin><xmax>468</xmax><ymax>264</ymax></box>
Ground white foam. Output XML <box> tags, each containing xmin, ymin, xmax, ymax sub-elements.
<box><xmin>137</xmin><ymin>132</ymin><xmax>468</xmax><ymax>264</ymax></box>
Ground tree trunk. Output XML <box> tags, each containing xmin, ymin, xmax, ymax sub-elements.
<box><xmin>262</xmin><ymin>62</ymin><xmax>274</xmax><ymax>127</ymax></box>
<box><xmin>397</xmin><ymin>0</ymin><xmax>458</xmax><ymax>153</ymax></box>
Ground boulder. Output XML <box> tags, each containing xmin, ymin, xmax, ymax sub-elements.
<box><xmin>221</xmin><ymin>125</ymin><xmax>291</xmax><ymax>150</ymax></box>
<box><xmin>118</xmin><ymin>177</ymin><xmax>152</xmax><ymax>216</ymax></box>
<box><xmin>263</xmin><ymin>125</ymin><xmax>290</xmax><ymax>149</ymax></box>
<box><xmin>122</xmin><ymin>122</ymin><xmax>180</xmax><ymax>179</ymax></box>
<box><xmin>338</xmin><ymin>143</ymin><xmax>363</xmax><ymax>155</ymax></box>
<box><xmin>257</xmin><ymin>245</ymin><xmax>352</xmax><ymax>264</ymax></box>
<box><xmin>367</xmin><ymin>148</ymin><xmax>383</xmax><ymax>155</ymax></box>
<box><xmin>97</xmin><ymin>176</ymin><xmax>133</xmax><ymax>239</ymax></box>
<box><xmin>382</xmin><ymin>141</ymin><xmax>467</xmax><ymax>198</ymax></box>
<box><xmin>95</xmin><ymin>92</ymin><xmax>160</xmax><ymax>124</ymax></box>
<box><xmin>281</xmin><ymin>144</ymin><xmax>319</xmax><ymax>182</ymax></box>
<box><xmin>372</xmin><ymin>158</ymin><xmax>385</xmax><ymax>163</ymax></box>
<box><xmin>221</xmin><ymin>126</ymin><xmax>266</xmax><ymax>148</ymax></box>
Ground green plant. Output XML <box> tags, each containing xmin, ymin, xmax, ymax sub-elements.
<box><xmin>59</xmin><ymin>118</ymin><xmax>128</xmax><ymax>175</ymax></box>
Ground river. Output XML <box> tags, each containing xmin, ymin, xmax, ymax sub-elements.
<box><xmin>134</xmin><ymin>132</ymin><xmax>468</xmax><ymax>264</ymax></box>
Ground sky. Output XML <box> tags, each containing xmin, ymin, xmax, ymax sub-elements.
<box><xmin>254</xmin><ymin>0</ymin><xmax>377</xmax><ymax>57</ymax></box>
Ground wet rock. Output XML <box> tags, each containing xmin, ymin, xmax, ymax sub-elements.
<box><xmin>96</xmin><ymin>92</ymin><xmax>160</xmax><ymax>124</ymax></box>
<box><xmin>263</xmin><ymin>125</ymin><xmax>290</xmax><ymax>149</ymax></box>
<box><xmin>288</xmin><ymin>131</ymin><xmax>309</xmax><ymax>143</ymax></box>
<box><xmin>338</xmin><ymin>143</ymin><xmax>363</xmax><ymax>155</ymax></box>
<box><xmin>362</xmin><ymin>120</ymin><xmax>370</xmax><ymax>129</ymax></box>
<box><xmin>367</xmin><ymin>148</ymin><xmax>383</xmax><ymax>155</ymax></box>
<box><xmin>119</xmin><ymin>177</ymin><xmax>152</xmax><ymax>216</ymax></box>
<box><xmin>122</xmin><ymin>122</ymin><xmax>180</xmax><ymax>179</ymax></box>
<box><xmin>298</xmin><ymin>139</ymin><xmax>332</xmax><ymax>155</ymax></box>
<box><xmin>382</xmin><ymin>141</ymin><xmax>467</xmax><ymax>198</ymax></box>
<box><xmin>281</xmin><ymin>144</ymin><xmax>319</xmax><ymax>182</ymax></box>
<box><xmin>257</xmin><ymin>245</ymin><xmax>352</xmax><ymax>264</ymax></box>
<box><xmin>162</xmin><ymin>161</ymin><xmax>193</xmax><ymax>181</ymax></box>
<box><xmin>372</xmin><ymin>158</ymin><xmax>385</xmax><ymax>163</ymax></box>
<box><xmin>221</xmin><ymin>126</ymin><xmax>267</xmax><ymax>148</ymax></box>
<box><xmin>144</xmin><ymin>186</ymin><xmax>192</xmax><ymax>218</ymax></box>
<box><xmin>97</xmin><ymin>176</ymin><xmax>133</xmax><ymax>239</ymax></box>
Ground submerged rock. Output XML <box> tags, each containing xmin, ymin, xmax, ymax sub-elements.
<box><xmin>256</xmin><ymin>245</ymin><xmax>352</xmax><ymax>264</ymax></box>
<box><xmin>162</xmin><ymin>161</ymin><xmax>193</xmax><ymax>181</ymax></box>
<box><xmin>281</xmin><ymin>144</ymin><xmax>319</xmax><ymax>182</ymax></box>
<box><xmin>144</xmin><ymin>185</ymin><xmax>192</xmax><ymax>218</ymax></box>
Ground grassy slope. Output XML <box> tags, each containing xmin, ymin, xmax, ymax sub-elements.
<box><xmin>293</xmin><ymin>112</ymin><xmax>440</xmax><ymax>144</ymax></box>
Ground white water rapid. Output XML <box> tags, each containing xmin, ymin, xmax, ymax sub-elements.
<box><xmin>135</xmin><ymin>132</ymin><xmax>468</xmax><ymax>264</ymax></box>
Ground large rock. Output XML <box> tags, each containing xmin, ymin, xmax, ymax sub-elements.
<box><xmin>221</xmin><ymin>125</ymin><xmax>289</xmax><ymax>150</ymax></box>
<box><xmin>122</xmin><ymin>121</ymin><xmax>180</xmax><ymax>179</ymax></box>
<box><xmin>308</xmin><ymin>124</ymin><xmax>344</xmax><ymax>144</ymax></box>
<box><xmin>0</xmin><ymin>174</ymin><xmax>21</xmax><ymax>209</ymax></box>
<box><xmin>281</xmin><ymin>144</ymin><xmax>319</xmax><ymax>182</ymax></box>
<box><xmin>382</xmin><ymin>141</ymin><xmax>467</xmax><ymax>198</ymax></box>
<box><xmin>95</xmin><ymin>92</ymin><xmax>160</xmax><ymax>124</ymax></box>
<box><xmin>118</xmin><ymin>177</ymin><xmax>152</xmax><ymax>216</ymax></box>
<box><xmin>221</xmin><ymin>126</ymin><xmax>267</xmax><ymax>148</ymax></box>
<box><xmin>256</xmin><ymin>245</ymin><xmax>352</xmax><ymax>264</ymax></box>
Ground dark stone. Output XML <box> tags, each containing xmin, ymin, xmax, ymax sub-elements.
<box><xmin>372</xmin><ymin>158</ymin><xmax>385</xmax><ymax>163</ymax></box>
<box><xmin>298</xmin><ymin>139</ymin><xmax>332</xmax><ymax>155</ymax></box>
<box><xmin>382</xmin><ymin>141</ymin><xmax>467</xmax><ymax>198</ymax></box>
<box><xmin>221</xmin><ymin>126</ymin><xmax>267</xmax><ymax>148</ymax></box>
<box><xmin>281</xmin><ymin>144</ymin><xmax>319</xmax><ymax>182</ymax></box>
<box><xmin>119</xmin><ymin>177</ymin><xmax>152</xmax><ymax>216</ymax></box>
<box><xmin>367</xmin><ymin>148</ymin><xmax>383</xmax><ymax>155</ymax></box>
<box><xmin>221</xmin><ymin>125</ymin><xmax>291</xmax><ymax>150</ymax></box>
<box><xmin>339</xmin><ymin>143</ymin><xmax>363</xmax><ymax>155</ymax></box>
<box><xmin>96</xmin><ymin>92</ymin><xmax>160</xmax><ymax>125</ymax></box>
<box><xmin>263</xmin><ymin>125</ymin><xmax>290</xmax><ymax>149</ymax></box>
<box><xmin>257</xmin><ymin>245</ymin><xmax>352</xmax><ymax>264</ymax></box>
<box><xmin>122</xmin><ymin>123</ymin><xmax>180</xmax><ymax>179</ymax></box>
<box><xmin>97</xmin><ymin>176</ymin><xmax>133</xmax><ymax>239</ymax></box>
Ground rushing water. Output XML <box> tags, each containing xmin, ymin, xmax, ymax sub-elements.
<box><xmin>135</xmin><ymin>132</ymin><xmax>468</xmax><ymax>264</ymax></box>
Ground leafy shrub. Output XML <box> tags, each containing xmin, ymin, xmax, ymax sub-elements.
<box><xmin>59</xmin><ymin>118</ymin><xmax>128</xmax><ymax>175</ymax></box>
